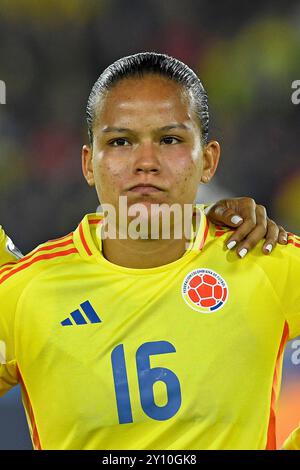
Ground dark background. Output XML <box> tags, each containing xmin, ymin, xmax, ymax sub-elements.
<box><xmin>0</xmin><ymin>0</ymin><xmax>299</xmax><ymax>449</ymax></box>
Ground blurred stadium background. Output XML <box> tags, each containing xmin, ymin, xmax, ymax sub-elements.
<box><xmin>0</xmin><ymin>0</ymin><xmax>299</xmax><ymax>449</ymax></box>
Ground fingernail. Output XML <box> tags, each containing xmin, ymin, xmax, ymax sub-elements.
<box><xmin>265</xmin><ymin>244</ymin><xmax>273</xmax><ymax>253</ymax></box>
<box><xmin>282</xmin><ymin>236</ymin><xmax>288</xmax><ymax>242</ymax></box>
<box><xmin>231</xmin><ymin>215</ymin><xmax>243</xmax><ymax>225</ymax></box>
<box><xmin>227</xmin><ymin>240</ymin><xmax>237</xmax><ymax>250</ymax></box>
<box><xmin>239</xmin><ymin>248</ymin><xmax>248</xmax><ymax>258</ymax></box>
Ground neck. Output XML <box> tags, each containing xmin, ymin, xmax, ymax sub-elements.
<box><xmin>98</xmin><ymin>206</ymin><xmax>201</xmax><ymax>269</ymax></box>
<box><xmin>102</xmin><ymin>236</ymin><xmax>189</xmax><ymax>269</ymax></box>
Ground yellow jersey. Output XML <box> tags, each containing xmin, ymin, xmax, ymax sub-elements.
<box><xmin>0</xmin><ymin>209</ymin><xmax>299</xmax><ymax>450</ymax></box>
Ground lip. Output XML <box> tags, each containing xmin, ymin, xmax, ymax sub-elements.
<box><xmin>128</xmin><ymin>183</ymin><xmax>164</xmax><ymax>194</ymax></box>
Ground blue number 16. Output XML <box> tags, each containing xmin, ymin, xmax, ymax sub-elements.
<box><xmin>111</xmin><ymin>340</ymin><xmax>182</xmax><ymax>424</ymax></box>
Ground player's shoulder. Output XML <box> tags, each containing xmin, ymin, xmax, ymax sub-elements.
<box><xmin>207</xmin><ymin>222</ymin><xmax>300</xmax><ymax>261</ymax></box>
<box><xmin>207</xmin><ymin>222</ymin><xmax>233</xmax><ymax>246</ymax></box>
<box><xmin>0</xmin><ymin>231</ymin><xmax>78</xmax><ymax>288</ymax></box>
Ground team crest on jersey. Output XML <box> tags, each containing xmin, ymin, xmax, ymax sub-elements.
<box><xmin>5</xmin><ymin>237</ymin><xmax>23</xmax><ymax>260</ymax></box>
<box><xmin>182</xmin><ymin>268</ymin><xmax>228</xmax><ymax>313</ymax></box>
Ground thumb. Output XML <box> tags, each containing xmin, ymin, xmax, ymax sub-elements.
<box><xmin>204</xmin><ymin>203</ymin><xmax>244</xmax><ymax>227</ymax></box>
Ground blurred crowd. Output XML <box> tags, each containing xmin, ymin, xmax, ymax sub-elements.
<box><xmin>0</xmin><ymin>0</ymin><xmax>299</xmax><ymax>449</ymax></box>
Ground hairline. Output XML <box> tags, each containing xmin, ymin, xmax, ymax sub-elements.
<box><xmin>89</xmin><ymin>73</ymin><xmax>204</xmax><ymax>147</ymax></box>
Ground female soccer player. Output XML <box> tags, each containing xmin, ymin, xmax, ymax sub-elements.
<box><xmin>0</xmin><ymin>52</ymin><xmax>298</xmax><ymax>450</ymax></box>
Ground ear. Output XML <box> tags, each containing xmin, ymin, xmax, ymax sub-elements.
<box><xmin>82</xmin><ymin>144</ymin><xmax>95</xmax><ymax>187</ymax></box>
<box><xmin>200</xmin><ymin>140</ymin><xmax>220</xmax><ymax>184</ymax></box>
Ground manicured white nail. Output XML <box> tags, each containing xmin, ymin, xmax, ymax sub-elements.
<box><xmin>231</xmin><ymin>215</ymin><xmax>243</xmax><ymax>225</ymax></box>
<box><xmin>239</xmin><ymin>248</ymin><xmax>248</xmax><ymax>258</ymax></box>
<box><xmin>227</xmin><ymin>240</ymin><xmax>237</xmax><ymax>250</ymax></box>
<box><xmin>265</xmin><ymin>244</ymin><xmax>273</xmax><ymax>253</ymax></box>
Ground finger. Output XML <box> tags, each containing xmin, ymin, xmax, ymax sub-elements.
<box><xmin>226</xmin><ymin>210</ymin><xmax>259</xmax><ymax>251</ymax></box>
<box><xmin>205</xmin><ymin>204</ymin><xmax>243</xmax><ymax>227</ymax></box>
<box><xmin>235</xmin><ymin>221</ymin><xmax>268</xmax><ymax>257</ymax></box>
<box><xmin>278</xmin><ymin>226</ymin><xmax>288</xmax><ymax>245</ymax></box>
<box><xmin>231</xmin><ymin>197</ymin><xmax>257</xmax><ymax>226</ymax></box>
<box><xmin>262</xmin><ymin>219</ymin><xmax>279</xmax><ymax>254</ymax></box>
<box><xmin>226</xmin><ymin>218</ymin><xmax>258</xmax><ymax>253</ymax></box>
<box><xmin>226</xmin><ymin>204</ymin><xmax>267</xmax><ymax>256</ymax></box>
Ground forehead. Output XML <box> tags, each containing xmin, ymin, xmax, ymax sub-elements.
<box><xmin>94</xmin><ymin>75</ymin><xmax>196</xmax><ymax>128</ymax></box>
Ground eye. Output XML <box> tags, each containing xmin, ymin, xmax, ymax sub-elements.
<box><xmin>160</xmin><ymin>136</ymin><xmax>182</xmax><ymax>145</ymax></box>
<box><xmin>109</xmin><ymin>138</ymin><xmax>131</xmax><ymax>147</ymax></box>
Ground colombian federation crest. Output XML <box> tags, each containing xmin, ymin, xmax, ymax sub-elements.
<box><xmin>182</xmin><ymin>268</ymin><xmax>228</xmax><ymax>313</ymax></box>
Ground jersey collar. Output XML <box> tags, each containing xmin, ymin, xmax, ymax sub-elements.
<box><xmin>73</xmin><ymin>205</ymin><xmax>209</xmax><ymax>262</ymax></box>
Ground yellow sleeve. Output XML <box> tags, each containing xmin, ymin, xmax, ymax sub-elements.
<box><xmin>0</xmin><ymin>226</ymin><xmax>23</xmax><ymax>265</ymax></box>
<box><xmin>282</xmin><ymin>426</ymin><xmax>300</xmax><ymax>450</ymax></box>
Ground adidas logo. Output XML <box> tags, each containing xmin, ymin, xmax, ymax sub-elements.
<box><xmin>61</xmin><ymin>300</ymin><xmax>102</xmax><ymax>326</ymax></box>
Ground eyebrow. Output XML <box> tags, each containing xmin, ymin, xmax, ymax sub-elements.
<box><xmin>101</xmin><ymin>123</ymin><xmax>190</xmax><ymax>133</ymax></box>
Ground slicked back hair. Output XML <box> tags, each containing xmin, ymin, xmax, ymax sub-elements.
<box><xmin>86</xmin><ymin>52</ymin><xmax>209</xmax><ymax>146</ymax></box>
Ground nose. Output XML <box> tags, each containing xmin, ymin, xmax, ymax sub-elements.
<box><xmin>133</xmin><ymin>141</ymin><xmax>161</xmax><ymax>174</ymax></box>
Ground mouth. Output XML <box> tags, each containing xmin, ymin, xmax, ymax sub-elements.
<box><xmin>127</xmin><ymin>183</ymin><xmax>165</xmax><ymax>194</ymax></box>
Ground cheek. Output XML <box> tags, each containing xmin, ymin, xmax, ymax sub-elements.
<box><xmin>93</xmin><ymin>155</ymin><xmax>127</xmax><ymax>199</ymax></box>
<box><xmin>166</xmin><ymin>150</ymin><xmax>202</xmax><ymax>187</ymax></box>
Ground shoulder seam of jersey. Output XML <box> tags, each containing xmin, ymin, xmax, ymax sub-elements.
<box><xmin>0</xmin><ymin>234</ymin><xmax>77</xmax><ymax>285</ymax></box>
<box><xmin>0</xmin><ymin>232</ymin><xmax>74</xmax><ymax>274</ymax></box>
<box><xmin>0</xmin><ymin>233</ymin><xmax>74</xmax><ymax>273</ymax></box>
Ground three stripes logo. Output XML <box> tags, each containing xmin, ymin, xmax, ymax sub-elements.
<box><xmin>61</xmin><ymin>300</ymin><xmax>102</xmax><ymax>326</ymax></box>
